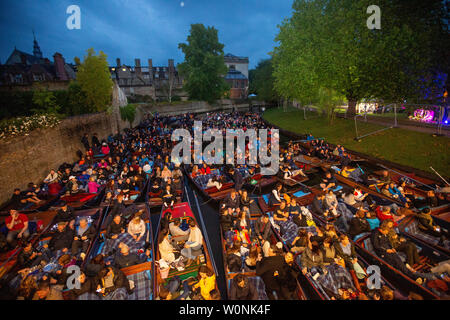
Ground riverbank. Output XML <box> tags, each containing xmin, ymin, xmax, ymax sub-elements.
<box><xmin>263</xmin><ymin>107</ymin><xmax>450</xmax><ymax>178</ymax></box>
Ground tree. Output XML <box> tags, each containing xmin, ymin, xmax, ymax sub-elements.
<box><xmin>272</xmin><ymin>0</ymin><xmax>448</xmax><ymax>117</ymax></box>
<box><xmin>120</xmin><ymin>104</ymin><xmax>137</xmax><ymax>128</ymax></box>
<box><xmin>178</xmin><ymin>24</ymin><xmax>229</xmax><ymax>104</ymax></box>
<box><xmin>76</xmin><ymin>48</ymin><xmax>113</xmax><ymax>112</ymax></box>
<box><xmin>161</xmin><ymin>68</ymin><xmax>177</xmax><ymax>103</ymax></box>
<box><xmin>249</xmin><ymin>59</ymin><xmax>279</xmax><ymax>103</ymax></box>
<box><xmin>31</xmin><ymin>86</ymin><xmax>61</xmax><ymax>115</ymax></box>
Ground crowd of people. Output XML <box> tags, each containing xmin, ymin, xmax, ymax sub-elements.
<box><xmin>1</xmin><ymin>110</ymin><xmax>449</xmax><ymax>301</ymax></box>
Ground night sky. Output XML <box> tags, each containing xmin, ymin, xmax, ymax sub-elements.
<box><xmin>0</xmin><ymin>0</ymin><xmax>294</xmax><ymax>69</ymax></box>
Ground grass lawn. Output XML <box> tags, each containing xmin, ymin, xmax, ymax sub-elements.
<box><xmin>264</xmin><ymin>107</ymin><xmax>450</xmax><ymax>177</ymax></box>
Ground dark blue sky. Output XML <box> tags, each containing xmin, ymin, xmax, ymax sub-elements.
<box><xmin>0</xmin><ymin>0</ymin><xmax>294</xmax><ymax>69</ymax></box>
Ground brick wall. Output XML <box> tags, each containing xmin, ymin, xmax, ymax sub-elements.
<box><xmin>0</xmin><ymin>112</ymin><xmax>129</xmax><ymax>206</ymax></box>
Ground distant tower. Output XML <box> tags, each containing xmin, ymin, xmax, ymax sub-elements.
<box><xmin>32</xmin><ymin>30</ymin><xmax>43</xmax><ymax>59</ymax></box>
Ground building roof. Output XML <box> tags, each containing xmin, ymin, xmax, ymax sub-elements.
<box><xmin>225</xmin><ymin>69</ymin><xmax>248</xmax><ymax>80</ymax></box>
<box><xmin>224</xmin><ymin>53</ymin><xmax>249</xmax><ymax>63</ymax></box>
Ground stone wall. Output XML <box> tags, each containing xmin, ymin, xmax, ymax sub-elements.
<box><xmin>0</xmin><ymin>112</ymin><xmax>130</xmax><ymax>206</ymax></box>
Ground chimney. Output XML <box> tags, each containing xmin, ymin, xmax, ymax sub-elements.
<box><xmin>148</xmin><ymin>59</ymin><xmax>153</xmax><ymax>79</ymax></box>
<box><xmin>53</xmin><ymin>52</ymin><xmax>69</xmax><ymax>81</ymax></box>
<box><xmin>116</xmin><ymin>58</ymin><xmax>121</xmax><ymax>67</ymax></box>
<box><xmin>135</xmin><ymin>58</ymin><xmax>141</xmax><ymax>75</ymax></box>
<box><xmin>168</xmin><ymin>59</ymin><xmax>175</xmax><ymax>74</ymax></box>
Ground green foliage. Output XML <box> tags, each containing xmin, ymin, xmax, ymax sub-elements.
<box><xmin>249</xmin><ymin>59</ymin><xmax>279</xmax><ymax>103</ymax></box>
<box><xmin>178</xmin><ymin>24</ymin><xmax>229</xmax><ymax>104</ymax></box>
<box><xmin>272</xmin><ymin>0</ymin><xmax>449</xmax><ymax>117</ymax></box>
<box><xmin>120</xmin><ymin>104</ymin><xmax>137</xmax><ymax>128</ymax></box>
<box><xmin>264</xmin><ymin>107</ymin><xmax>450</xmax><ymax>177</ymax></box>
<box><xmin>31</xmin><ymin>86</ymin><xmax>61</xmax><ymax>115</ymax></box>
<box><xmin>0</xmin><ymin>113</ymin><xmax>61</xmax><ymax>139</ymax></box>
<box><xmin>76</xmin><ymin>48</ymin><xmax>113</xmax><ymax>112</ymax></box>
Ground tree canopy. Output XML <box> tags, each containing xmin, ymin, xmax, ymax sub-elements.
<box><xmin>178</xmin><ymin>24</ymin><xmax>229</xmax><ymax>104</ymax></box>
<box><xmin>76</xmin><ymin>48</ymin><xmax>113</xmax><ymax>112</ymax></box>
<box><xmin>249</xmin><ymin>59</ymin><xmax>279</xmax><ymax>103</ymax></box>
<box><xmin>272</xmin><ymin>0</ymin><xmax>449</xmax><ymax>116</ymax></box>
<box><xmin>119</xmin><ymin>104</ymin><xmax>137</xmax><ymax>128</ymax></box>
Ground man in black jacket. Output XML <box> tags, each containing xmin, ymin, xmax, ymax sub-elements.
<box><xmin>229</xmin><ymin>273</ymin><xmax>259</xmax><ymax>300</ymax></box>
<box><xmin>114</xmin><ymin>243</ymin><xmax>144</xmax><ymax>269</ymax></box>
<box><xmin>371</xmin><ymin>225</ymin><xmax>414</xmax><ymax>276</ymax></box>
<box><xmin>255</xmin><ymin>244</ymin><xmax>285</xmax><ymax>300</ymax></box>
<box><xmin>255</xmin><ymin>214</ymin><xmax>274</xmax><ymax>257</ymax></box>
<box><xmin>106</xmin><ymin>214</ymin><xmax>125</xmax><ymax>239</ymax></box>
<box><xmin>71</xmin><ymin>218</ymin><xmax>96</xmax><ymax>258</ymax></box>
<box><xmin>231</xmin><ymin>168</ymin><xmax>244</xmax><ymax>192</ymax></box>
<box><xmin>222</xmin><ymin>190</ymin><xmax>240</xmax><ymax>213</ymax></box>
<box><xmin>96</xmin><ymin>266</ymin><xmax>134</xmax><ymax>297</ymax></box>
<box><xmin>348</xmin><ymin>209</ymin><xmax>371</xmax><ymax>239</ymax></box>
<box><xmin>47</xmin><ymin>222</ymin><xmax>74</xmax><ymax>254</ymax></box>
<box><xmin>81</xmin><ymin>133</ymin><xmax>90</xmax><ymax>151</ymax></box>
<box><xmin>54</xmin><ymin>203</ymin><xmax>75</xmax><ymax>224</ymax></box>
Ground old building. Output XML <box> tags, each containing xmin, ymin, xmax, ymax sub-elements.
<box><xmin>0</xmin><ymin>34</ymin><xmax>76</xmax><ymax>91</ymax></box>
<box><xmin>111</xmin><ymin>58</ymin><xmax>186</xmax><ymax>102</ymax></box>
<box><xmin>224</xmin><ymin>53</ymin><xmax>249</xmax><ymax>99</ymax></box>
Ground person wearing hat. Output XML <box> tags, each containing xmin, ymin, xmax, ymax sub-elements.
<box><xmin>101</xmin><ymin>142</ymin><xmax>110</xmax><ymax>156</ymax></box>
<box><xmin>417</xmin><ymin>208</ymin><xmax>449</xmax><ymax>245</ymax></box>
<box><xmin>66</xmin><ymin>175</ymin><xmax>79</xmax><ymax>195</ymax></box>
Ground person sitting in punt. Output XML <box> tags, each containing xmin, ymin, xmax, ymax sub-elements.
<box><xmin>371</xmin><ymin>224</ymin><xmax>437</xmax><ymax>283</ymax></box>
<box><xmin>181</xmin><ymin>220</ymin><xmax>204</xmax><ymax>267</ymax></box>
<box><xmin>191</xmin><ymin>165</ymin><xmax>199</xmax><ymax>178</ymax></box>
<box><xmin>5</xmin><ymin>210</ymin><xmax>30</xmax><ymax>247</ymax></box>
<box><xmin>127</xmin><ymin>212</ymin><xmax>146</xmax><ymax>244</ymax></box>
<box><xmin>162</xmin><ymin>184</ymin><xmax>176</xmax><ymax>210</ymax></box>
<box><xmin>222</xmin><ymin>190</ymin><xmax>240</xmax><ymax>214</ymax></box>
<box><xmin>334</xmin><ymin>234</ymin><xmax>364</xmax><ymax>276</ymax></box>
<box><xmin>226</xmin><ymin>243</ymin><xmax>242</xmax><ymax>273</ymax></box>
<box><xmin>43</xmin><ymin>169</ymin><xmax>59</xmax><ymax>184</ymax></box>
<box><xmin>65</xmin><ymin>176</ymin><xmax>80</xmax><ymax>195</ymax></box>
<box><xmin>199</xmin><ymin>163</ymin><xmax>211</xmax><ymax>175</ymax></box>
<box><xmin>32</xmin><ymin>280</ymin><xmax>63</xmax><ymax>300</ymax></box>
<box><xmin>9</xmin><ymin>188</ymin><xmax>42</xmax><ymax>210</ymax></box>
<box><xmin>45</xmin><ymin>221</ymin><xmax>74</xmax><ymax>255</ymax></box>
<box><xmin>54</xmin><ymin>202</ymin><xmax>75</xmax><ymax>224</ymax></box>
<box><xmin>366</xmin><ymin>210</ymin><xmax>380</xmax><ymax>230</ymax></box>
<box><xmin>291</xmin><ymin>228</ymin><xmax>310</xmax><ymax>254</ymax></box>
<box><xmin>95</xmin><ymin>266</ymin><xmax>134</xmax><ymax>299</ymax></box>
<box><xmin>114</xmin><ymin>242</ymin><xmax>147</xmax><ymax>269</ymax></box>
<box><xmin>324</xmin><ymin>189</ymin><xmax>339</xmax><ymax>218</ymax></box>
<box><xmin>67</xmin><ymin>271</ymin><xmax>97</xmax><ymax>300</ymax></box>
<box><xmin>348</xmin><ymin>209</ymin><xmax>371</xmax><ymax>240</ymax></box>
<box><xmin>417</xmin><ymin>208</ymin><xmax>449</xmax><ymax>246</ymax></box>
<box><xmin>233</xmin><ymin>210</ymin><xmax>251</xmax><ymax>245</ymax></box>
<box><xmin>230</xmin><ymin>167</ymin><xmax>244</xmax><ymax>192</ymax></box>
<box><xmin>158</xmin><ymin>276</ymin><xmax>193</xmax><ymax>300</ymax></box>
<box><xmin>320</xmin><ymin>171</ymin><xmax>337</xmax><ymax>191</ymax></box>
<box><xmin>240</xmin><ymin>190</ymin><xmax>254</xmax><ymax>208</ymax></box>
<box><xmin>158</xmin><ymin>228</ymin><xmax>177</xmax><ymax>265</ymax></box>
<box><xmin>282</xmin><ymin>164</ymin><xmax>307</xmax><ymax>182</ymax></box>
<box><xmin>229</xmin><ymin>273</ymin><xmax>259</xmax><ymax>300</ymax></box>
<box><xmin>87</xmin><ymin>176</ymin><xmax>101</xmax><ymax>194</ymax></box>
<box><xmin>192</xmin><ymin>265</ymin><xmax>216</xmax><ymax>300</ymax></box>
<box><xmin>206</xmin><ymin>175</ymin><xmax>223</xmax><ymax>191</ymax></box>
<box><xmin>169</xmin><ymin>218</ymin><xmax>190</xmax><ymax>242</ymax></box>
<box><xmin>376</xmin><ymin>206</ymin><xmax>403</xmax><ymax>227</ymax></box>
<box><xmin>149</xmin><ymin>179</ymin><xmax>161</xmax><ymax>195</ymax></box>
<box><xmin>220</xmin><ymin>207</ymin><xmax>236</xmax><ymax>245</ymax></box>
<box><xmin>268</xmin><ymin>183</ymin><xmax>283</xmax><ymax>206</ymax></box>
<box><xmin>377</xmin><ymin>170</ymin><xmax>392</xmax><ymax>184</ymax></box>
<box><xmin>312</xmin><ymin>193</ymin><xmax>330</xmax><ymax>218</ymax></box>
<box><xmin>72</xmin><ymin>217</ymin><xmax>96</xmax><ymax>260</ymax></box>
<box><xmin>161</xmin><ymin>165</ymin><xmax>172</xmax><ymax>182</ymax></box>
<box><xmin>255</xmin><ymin>214</ymin><xmax>275</xmax><ymax>257</ymax></box>
<box><xmin>382</xmin><ymin>220</ymin><xmax>421</xmax><ymax>271</ymax></box>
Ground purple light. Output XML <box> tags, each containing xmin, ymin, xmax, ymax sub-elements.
<box><xmin>413</xmin><ymin>108</ymin><xmax>434</xmax><ymax>122</ymax></box>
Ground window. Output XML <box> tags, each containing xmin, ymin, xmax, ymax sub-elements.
<box><xmin>229</xmin><ymin>65</ymin><xmax>236</xmax><ymax>71</ymax></box>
